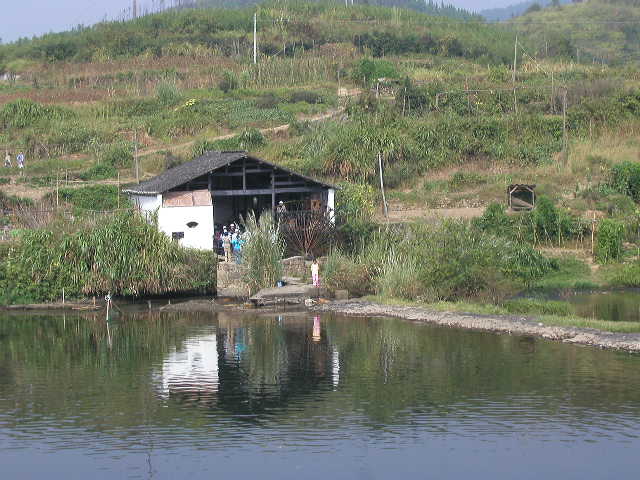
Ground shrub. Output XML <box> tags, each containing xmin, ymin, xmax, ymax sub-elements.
<box><xmin>242</xmin><ymin>211</ymin><xmax>284</xmax><ymax>294</ymax></box>
<box><xmin>78</xmin><ymin>163</ymin><xmax>118</xmax><ymax>181</ymax></box>
<box><xmin>156</xmin><ymin>81</ymin><xmax>182</xmax><ymax>106</ymax></box>
<box><xmin>290</xmin><ymin>90</ymin><xmax>322</xmax><ymax>104</ymax></box>
<box><xmin>609</xmin><ymin>161</ymin><xmax>640</xmax><ymax>201</ymax></box>
<box><xmin>100</xmin><ymin>142</ymin><xmax>134</xmax><ymax>168</ymax></box>
<box><xmin>0</xmin><ymin>99</ymin><xmax>74</xmax><ymax>129</ymax></box>
<box><xmin>351</xmin><ymin>58</ymin><xmax>398</xmax><ymax>86</ymax></box>
<box><xmin>218</xmin><ymin>70</ymin><xmax>238</xmax><ymax>93</ymax></box>
<box><xmin>596</xmin><ymin>219</ymin><xmax>624</xmax><ymax>264</ymax></box>
<box><xmin>54</xmin><ymin>185</ymin><xmax>123</xmax><ymax>211</ymax></box>
<box><xmin>323</xmin><ymin>250</ymin><xmax>373</xmax><ymax>297</ymax></box>
<box><xmin>0</xmin><ymin>211</ymin><xmax>216</xmax><ymax>304</ymax></box>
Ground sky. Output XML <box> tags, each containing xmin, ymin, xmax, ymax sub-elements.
<box><xmin>0</xmin><ymin>0</ymin><xmax>516</xmax><ymax>44</ymax></box>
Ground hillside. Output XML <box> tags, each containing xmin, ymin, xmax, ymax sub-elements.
<box><xmin>0</xmin><ymin>1</ymin><xmax>505</xmax><ymax>70</ymax></box>
<box><xmin>510</xmin><ymin>0</ymin><xmax>640</xmax><ymax>63</ymax></box>
<box><xmin>480</xmin><ymin>0</ymin><xmax>571</xmax><ymax>22</ymax></box>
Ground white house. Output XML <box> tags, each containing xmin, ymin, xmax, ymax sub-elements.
<box><xmin>123</xmin><ymin>151</ymin><xmax>336</xmax><ymax>250</ymax></box>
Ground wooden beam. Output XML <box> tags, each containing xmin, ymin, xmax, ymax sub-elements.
<box><xmin>212</xmin><ymin>187</ymin><xmax>324</xmax><ymax>197</ymax></box>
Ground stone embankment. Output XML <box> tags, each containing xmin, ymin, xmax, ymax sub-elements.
<box><xmin>312</xmin><ymin>300</ymin><xmax>640</xmax><ymax>353</ymax></box>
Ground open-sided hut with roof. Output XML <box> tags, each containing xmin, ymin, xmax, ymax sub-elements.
<box><xmin>123</xmin><ymin>151</ymin><xmax>336</xmax><ymax>250</ymax></box>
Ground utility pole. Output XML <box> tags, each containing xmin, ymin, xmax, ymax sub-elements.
<box><xmin>134</xmin><ymin>129</ymin><xmax>140</xmax><ymax>184</ymax></box>
<box><xmin>253</xmin><ymin>12</ymin><xmax>257</xmax><ymax>65</ymax></box>
<box><xmin>133</xmin><ymin>0</ymin><xmax>138</xmax><ymax>19</ymax></box>
<box><xmin>512</xmin><ymin>35</ymin><xmax>518</xmax><ymax>115</ymax></box>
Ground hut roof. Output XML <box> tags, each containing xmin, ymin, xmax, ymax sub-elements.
<box><xmin>123</xmin><ymin>151</ymin><xmax>336</xmax><ymax>196</ymax></box>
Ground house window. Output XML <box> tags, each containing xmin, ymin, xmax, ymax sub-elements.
<box><xmin>172</xmin><ymin>232</ymin><xmax>184</xmax><ymax>242</ymax></box>
<box><xmin>186</xmin><ymin>221</ymin><xmax>199</xmax><ymax>229</ymax></box>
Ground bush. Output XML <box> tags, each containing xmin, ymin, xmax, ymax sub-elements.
<box><xmin>54</xmin><ymin>185</ymin><xmax>123</xmax><ymax>211</ymax></box>
<box><xmin>156</xmin><ymin>81</ymin><xmax>182</xmax><ymax>106</ymax></box>
<box><xmin>100</xmin><ymin>143</ymin><xmax>134</xmax><ymax>168</ymax></box>
<box><xmin>596</xmin><ymin>219</ymin><xmax>624</xmax><ymax>264</ymax></box>
<box><xmin>351</xmin><ymin>58</ymin><xmax>398</xmax><ymax>87</ymax></box>
<box><xmin>0</xmin><ymin>211</ymin><xmax>216</xmax><ymax>304</ymax></box>
<box><xmin>609</xmin><ymin>161</ymin><xmax>640</xmax><ymax>201</ymax></box>
<box><xmin>218</xmin><ymin>70</ymin><xmax>238</xmax><ymax>93</ymax></box>
<box><xmin>242</xmin><ymin>211</ymin><xmax>284</xmax><ymax>294</ymax></box>
<box><xmin>0</xmin><ymin>99</ymin><xmax>74</xmax><ymax>129</ymax></box>
<box><xmin>323</xmin><ymin>250</ymin><xmax>373</xmax><ymax>297</ymax></box>
<box><xmin>78</xmin><ymin>163</ymin><xmax>118</xmax><ymax>181</ymax></box>
<box><xmin>290</xmin><ymin>90</ymin><xmax>322</xmax><ymax>104</ymax></box>
<box><xmin>351</xmin><ymin>221</ymin><xmax>556</xmax><ymax>303</ymax></box>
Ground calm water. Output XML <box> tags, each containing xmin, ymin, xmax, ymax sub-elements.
<box><xmin>1</xmin><ymin>310</ymin><xmax>640</xmax><ymax>479</ymax></box>
<box><xmin>563</xmin><ymin>289</ymin><xmax>640</xmax><ymax>322</ymax></box>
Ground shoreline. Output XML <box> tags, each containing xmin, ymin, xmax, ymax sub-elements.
<box><xmin>311</xmin><ymin>299</ymin><xmax>640</xmax><ymax>353</ymax></box>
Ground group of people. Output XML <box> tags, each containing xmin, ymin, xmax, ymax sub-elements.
<box><xmin>4</xmin><ymin>151</ymin><xmax>25</xmax><ymax>172</ymax></box>
<box><xmin>215</xmin><ymin>223</ymin><xmax>245</xmax><ymax>263</ymax></box>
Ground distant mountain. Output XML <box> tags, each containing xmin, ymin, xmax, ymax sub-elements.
<box><xmin>509</xmin><ymin>0</ymin><xmax>640</xmax><ymax>63</ymax></box>
<box><xmin>480</xmin><ymin>0</ymin><xmax>570</xmax><ymax>22</ymax></box>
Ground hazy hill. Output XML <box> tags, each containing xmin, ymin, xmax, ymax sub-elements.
<box><xmin>510</xmin><ymin>0</ymin><xmax>640</xmax><ymax>63</ymax></box>
<box><xmin>480</xmin><ymin>0</ymin><xmax>570</xmax><ymax>22</ymax></box>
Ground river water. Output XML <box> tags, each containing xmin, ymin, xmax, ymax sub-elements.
<box><xmin>1</xmin><ymin>310</ymin><xmax>640</xmax><ymax>479</ymax></box>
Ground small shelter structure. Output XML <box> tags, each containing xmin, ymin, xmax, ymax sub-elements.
<box><xmin>123</xmin><ymin>151</ymin><xmax>336</xmax><ymax>250</ymax></box>
<box><xmin>507</xmin><ymin>184</ymin><xmax>536</xmax><ymax>211</ymax></box>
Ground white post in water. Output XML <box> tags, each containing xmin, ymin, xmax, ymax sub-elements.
<box><xmin>253</xmin><ymin>12</ymin><xmax>257</xmax><ymax>65</ymax></box>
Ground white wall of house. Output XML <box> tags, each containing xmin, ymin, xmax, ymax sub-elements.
<box><xmin>158</xmin><ymin>205</ymin><xmax>214</xmax><ymax>250</ymax></box>
<box><xmin>131</xmin><ymin>193</ymin><xmax>214</xmax><ymax>250</ymax></box>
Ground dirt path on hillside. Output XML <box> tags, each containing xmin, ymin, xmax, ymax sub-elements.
<box><xmin>133</xmin><ymin>107</ymin><xmax>346</xmax><ymax>159</ymax></box>
<box><xmin>377</xmin><ymin>206</ymin><xmax>485</xmax><ymax>223</ymax></box>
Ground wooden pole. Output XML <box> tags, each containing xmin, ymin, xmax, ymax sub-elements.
<box><xmin>591</xmin><ymin>212</ymin><xmax>596</xmax><ymax>256</ymax></box>
<box><xmin>512</xmin><ymin>35</ymin><xmax>517</xmax><ymax>84</ymax></box>
<box><xmin>378</xmin><ymin>152</ymin><xmax>388</xmax><ymax>218</ymax></box>
<box><xmin>562</xmin><ymin>88</ymin><xmax>568</xmax><ymax>165</ymax></box>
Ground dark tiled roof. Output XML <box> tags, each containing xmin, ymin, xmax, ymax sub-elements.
<box><xmin>123</xmin><ymin>151</ymin><xmax>336</xmax><ymax>195</ymax></box>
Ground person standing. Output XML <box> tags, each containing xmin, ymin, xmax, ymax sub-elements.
<box><xmin>4</xmin><ymin>152</ymin><xmax>11</xmax><ymax>168</ymax></box>
<box><xmin>223</xmin><ymin>232</ymin><xmax>232</xmax><ymax>263</ymax></box>
<box><xmin>311</xmin><ymin>259</ymin><xmax>320</xmax><ymax>287</ymax></box>
<box><xmin>16</xmin><ymin>152</ymin><xmax>24</xmax><ymax>174</ymax></box>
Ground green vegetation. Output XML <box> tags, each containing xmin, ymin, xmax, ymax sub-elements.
<box><xmin>596</xmin><ymin>219</ymin><xmax>624</xmax><ymax>263</ymax></box>
<box><xmin>242</xmin><ymin>211</ymin><xmax>284</xmax><ymax>294</ymax></box>
<box><xmin>511</xmin><ymin>0</ymin><xmax>640</xmax><ymax>63</ymax></box>
<box><xmin>0</xmin><ymin>212</ymin><xmax>215</xmax><ymax>305</ymax></box>
<box><xmin>325</xmin><ymin>221</ymin><xmax>556</xmax><ymax>303</ymax></box>
<box><xmin>367</xmin><ymin>295</ymin><xmax>640</xmax><ymax>333</ymax></box>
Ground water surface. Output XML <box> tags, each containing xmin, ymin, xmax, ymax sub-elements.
<box><xmin>1</xmin><ymin>310</ymin><xmax>639</xmax><ymax>479</ymax></box>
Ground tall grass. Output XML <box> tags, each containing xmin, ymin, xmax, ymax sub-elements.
<box><xmin>242</xmin><ymin>211</ymin><xmax>284</xmax><ymax>294</ymax></box>
<box><xmin>0</xmin><ymin>211</ymin><xmax>216</xmax><ymax>304</ymax></box>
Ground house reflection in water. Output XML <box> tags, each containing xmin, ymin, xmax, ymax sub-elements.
<box><xmin>156</xmin><ymin>327</ymin><xmax>220</xmax><ymax>404</ymax></box>
<box><xmin>154</xmin><ymin>314</ymin><xmax>341</xmax><ymax>412</ymax></box>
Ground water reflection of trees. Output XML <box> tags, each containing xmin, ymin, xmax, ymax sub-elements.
<box><xmin>2</xmin><ymin>311</ymin><xmax>640</xmax><ymax>434</ymax></box>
